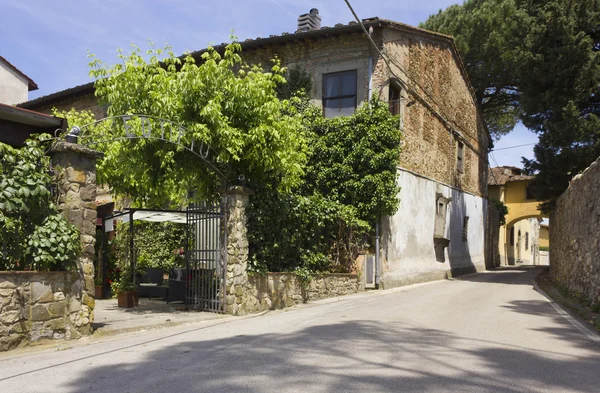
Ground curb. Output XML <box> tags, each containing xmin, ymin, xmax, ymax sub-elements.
<box><xmin>532</xmin><ymin>270</ymin><xmax>600</xmax><ymax>344</ymax></box>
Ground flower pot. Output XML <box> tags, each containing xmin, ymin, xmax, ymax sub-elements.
<box><xmin>117</xmin><ymin>290</ymin><xmax>139</xmax><ymax>308</ymax></box>
<box><xmin>94</xmin><ymin>285</ymin><xmax>103</xmax><ymax>299</ymax></box>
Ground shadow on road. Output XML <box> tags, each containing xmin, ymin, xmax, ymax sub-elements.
<box><xmin>454</xmin><ymin>265</ymin><xmax>543</xmax><ymax>286</ymax></box>
<box><xmin>56</xmin><ymin>318</ymin><xmax>600</xmax><ymax>393</ymax></box>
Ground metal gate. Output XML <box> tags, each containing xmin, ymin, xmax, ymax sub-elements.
<box><xmin>185</xmin><ymin>201</ymin><xmax>226</xmax><ymax>313</ymax></box>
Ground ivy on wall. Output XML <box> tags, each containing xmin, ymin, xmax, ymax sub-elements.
<box><xmin>0</xmin><ymin>136</ymin><xmax>80</xmax><ymax>271</ymax></box>
<box><xmin>248</xmin><ymin>99</ymin><xmax>402</xmax><ymax>274</ymax></box>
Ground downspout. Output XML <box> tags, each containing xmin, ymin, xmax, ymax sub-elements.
<box><xmin>368</xmin><ymin>55</ymin><xmax>373</xmax><ymax>101</ymax></box>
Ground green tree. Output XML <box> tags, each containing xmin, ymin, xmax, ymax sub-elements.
<box><xmin>421</xmin><ymin>0</ymin><xmax>524</xmax><ymax>138</ymax></box>
<box><xmin>423</xmin><ymin>0</ymin><xmax>600</xmax><ymax>209</ymax></box>
<box><xmin>85</xmin><ymin>42</ymin><xmax>307</xmax><ymax>207</ymax></box>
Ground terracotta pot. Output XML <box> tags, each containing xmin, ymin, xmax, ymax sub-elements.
<box><xmin>117</xmin><ymin>291</ymin><xmax>139</xmax><ymax>308</ymax></box>
<box><xmin>94</xmin><ymin>285</ymin><xmax>103</xmax><ymax>299</ymax></box>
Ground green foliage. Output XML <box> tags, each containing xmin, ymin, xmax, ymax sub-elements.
<box><xmin>132</xmin><ymin>221</ymin><xmax>186</xmax><ymax>270</ymax></box>
<box><xmin>86</xmin><ymin>41</ymin><xmax>308</xmax><ymax>207</ymax></box>
<box><xmin>490</xmin><ymin>198</ymin><xmax>509</xmax><ymax>226</ymax></box>
<box><xmin>0</xmin><ymin>137</ymin><xmax>80</xmax><ymax>271</ymax></box>
<box><xmin>423</xmin><ymin>0</ymin><xmax>600</xmax><ymax>209</ymax></box>
<box><xmin>110</xmin><ymin>268</ymin><xmax>136</xmax><ymax>295</ymax></box>
<box><xmin>276</xmin><ymin>67</ymin><xmax>312</xmax><ymax>100</ymax></box>
<box><xmin>421</xmin><ymin>0</ymin><xmax>523</xmax><ymax>138</ymax></box>
<box><xmin>539</xmin><ymin>246</ymin><xmax>550</xmax><ymax>252</ymax></box>
<box><xmin>248</xmin><ymin>100</ymin><xmax>402</xmax><ymax>274</ymax></box>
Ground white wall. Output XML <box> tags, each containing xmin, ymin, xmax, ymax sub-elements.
<box><xmin>0</xmin><ymin>61</ymin><xmax>29</xmax><ymax>105</ymax></box>
<box><xmin>382</xmin><ymin>169</ymin><xmax>486</xmax><ymax>288</ymax></box>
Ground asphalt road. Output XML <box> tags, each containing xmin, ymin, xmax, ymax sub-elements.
<box><xmin>1</xmin><ymin>267</ymin><xmax>599</xmax><ymax>393</ymax></box>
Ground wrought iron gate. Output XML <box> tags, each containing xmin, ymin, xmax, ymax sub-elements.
<box><xmin>185</xmin><ymin>201</ymin><xmax>226</xmax><ymax>313</ymax></box>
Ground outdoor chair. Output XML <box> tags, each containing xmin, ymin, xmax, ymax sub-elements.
<box><xmin>137</xmin><ymin>268</ymin><xmax>168</xmax><ymax>300</ymax></box>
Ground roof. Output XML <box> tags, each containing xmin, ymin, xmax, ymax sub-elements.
<box><xmin>488</xmin><ymin>166</ymin><xmax>534</xmax><ymax>186</ymax></box>
<box><xmin>0</xmin><ymin>102</ymin><xmax>64</xmax><ymax>128</ymax></box>
<box><xmin>0</xmin><ymin>56</ymin><xmax>38</xmax><ymax>91</ymax></box>
<box><xmin>17</xmin><ymin>17</ymin><xmax>488</xmax><ymax>140</ymax></box>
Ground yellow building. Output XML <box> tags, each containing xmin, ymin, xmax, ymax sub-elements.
<box><xmin>539</xmin><ymin>224</ymin><xmax>549</xmax><ymax>249</ymax></box>
<box><xmin>489</xmin><ymin>167</ymin><xmax>548</xmax><ymax>266</ymax></box>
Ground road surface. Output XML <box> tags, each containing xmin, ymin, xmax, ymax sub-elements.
<box><xmin>1</xmin><ymin>267</ymin><xmax>599</xmax><ymax>392</ymax></box>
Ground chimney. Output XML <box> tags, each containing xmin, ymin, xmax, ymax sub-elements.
<box><xmin>297</xmin><ymin>8</ymin><xmax>321</xmax><ymax>32</ymax></box>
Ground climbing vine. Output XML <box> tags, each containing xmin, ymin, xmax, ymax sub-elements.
<box><xmin>248</xmin><ymin>99</ymin><xmax>402</xmax><ymax>274</ymax></box>
<box><xmin>0</xmin><ymin>136</ymin><xmax>80</xmax><ymax>271</ymax></box>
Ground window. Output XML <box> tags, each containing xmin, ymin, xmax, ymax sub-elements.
<box><xmin>510</xmin><ymin>226</ymin><xmax>515</xmax><ymax>246</ymax></box>
<box><xmin>526</xmin><ymin>182</ymin><xmax>536</xmax><ymax>200</ymax></box>
<box><xmin>456</xmin><ymin>141</ymin><xmax>464</xmax><ymax>173</ymax></box>
<box><xmin>462</xmin><ymin>216</ymin><xmax>469</xmax><ymax>242</ymax></box>
<box><xmin>323</xmin><ymin>70</ymin><xmax>357</xmax><ymax>118</ymax></box>
<box><xmin>525</xmin><ymin>232</ymin><xmax>529</xmax><ymax>250</ymax></box>
<box><xmin>389</xmin><ymin>83</ymin><xmax>401</xmax><ymax>115</ymax></box>
<box><xmin>434</xmin><ymin>193</ymin><xmax>451</xmax><ymax>238</ymax></box>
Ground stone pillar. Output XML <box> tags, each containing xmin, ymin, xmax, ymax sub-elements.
<box><xmin>223</xmin><ymin>186</ymin><xmax>253</xmax><ymax>315</ymax></box>
<box><xmin>50</xmin><ymin>142</ymin><xmax>102</xmax><ymax>332</ymax></box>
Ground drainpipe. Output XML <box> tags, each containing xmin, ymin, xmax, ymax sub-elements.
<box><xmin>375</xmin><ymin>217</ymin><xmax>381</xmax><ymax>288</ymax></box>
<box><xmin>368</xmin><ymin>55</ymin><xmax>373</xmax><ymax>101</ymax></box>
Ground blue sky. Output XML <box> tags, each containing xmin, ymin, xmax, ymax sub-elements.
<box><xmin>1</xmin><ymin>0</ymin><xmax>537</xmax><ymax>168</ymax></box>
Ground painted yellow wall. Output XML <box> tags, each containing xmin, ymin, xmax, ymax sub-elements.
<box><xmin>492</xmin><ymin>178</ymin><xmax>548</xmax><ymax>266</ymax></box>
<box><xmin>504</xmin><ymin>180</ymin><xmax>545</xmax><ymax>226</ymax></box>
<box><xmin>540</xmin><ymin>226</ymin><xmax>549</xmax><ymax>248</ymax></box>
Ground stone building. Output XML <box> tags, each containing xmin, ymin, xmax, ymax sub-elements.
<box><xmin>0</xmin><ymin>56</ymin><xmax>38</xmax><ymax>105</ymax></box>
<box><xmin>19</xmin><ymin>11</ymin><xmax>491</xmax><ymax>288</ymax></box>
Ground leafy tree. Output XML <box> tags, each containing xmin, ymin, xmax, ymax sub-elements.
<box><xmin>0</xmin><ymin>136</ymin><xmax>80</xmax><ymax>270</ymax></box>
<box><xmin>421</xmin><ymin>0</ymin><xmax>524</xmax><ymax>138</ymax></box>
<box><xmin>423</xmin><ymin>0</ymin><xmax>600</xmax><ymax>209</ymax></box>
<box><xmin>84</xmin><ymin>42</ymin><xmax>307</xmax><ymax>207</ymax></box>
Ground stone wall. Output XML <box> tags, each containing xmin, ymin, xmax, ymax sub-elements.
<box><xmin>0</xmin><ymin>271</ymin><xmax>92</xmax><ymax>351</ymax></box>
<box><xmin>245</xmin><ymin>273</ymin><xmax>363</xmax><ymax>312</ymax></box>
<box><xmin>550</xmin><ymin>156</ymin><xmax>600</xmax><ymax>306</ymax></box>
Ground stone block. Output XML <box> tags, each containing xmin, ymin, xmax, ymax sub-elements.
<box><xmin>48</xmin><ymin>301</ymin><xmax>66</xmax><ymax>316</ymax></box>
<box><xmin>31</xmin><ymin>304</ymin><xmax>51</xmax><ymax>321</ymax></box>
<box><xmin>44</xmin><ymin>318</ymin><xmax>66</xmax><ymax>331</ymax></box>
<box><xmin>0</xmin><ymin>281</ymin><xmax>16</xmax><ymax>290</ymax></box>
<box><xmin>54</xmin><ymin>292</ymin><xmax>65</xmax><ymax>302</ymax></box>
<box><xmin>1</xmin><ymin>310</ymin><xmax>21</xmax><ymax>325</ymax></box>
<box><xmin>66</xmin><ymin>167</ymin><xmax>86</xmax><ymax>184</ymax></box>
<box><xmin>31</xmin><ymin>282</ymin><xmax>54</xmax><ymax>303</ymax></box>
<box><xmin>0</xmin><ymin>288</ymin><xmax>13</xmax><ymax>297</ymax></box>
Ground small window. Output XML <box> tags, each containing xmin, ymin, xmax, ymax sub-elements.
<box><xmin>510</xmin><ymin>226</ymin><xmax>515</xmax><ymax>246</ymax></box>
<box><xmin>457</xmin><ymin>141</ymin><xmax>464</xmax><ymax>173</ymax></box>
<box><xmin>462</xmin><ymin>216</ymin><xmax>469</xmax><ymax>242</ymax></box>
<box><xmin>389</xmin><ymin>83</ymin><xmax>401</xmax><ymax>115</ymax></box>
<box><xmin>526</xmin><ymin>182</ymin><xmax>536</xmax><ymax>200</ymax></box>
<box><xmin>434</xmin><ymin>194</ymin><xmax>451</xmax><ymax>238</ymax></box>
<box><xmin>525</xmin><ymin>232</ymin><xmax>529</xmax><ymax>250</ymax></box>
<box><xmin>323</xmin><ymin>70</ymin><xmax>357</xmax><ymax>118</ymax></box>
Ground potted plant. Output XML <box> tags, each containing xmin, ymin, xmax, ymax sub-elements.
<box><xmin>111</xmin><ymin>272</ymin><xmax>138</xmax><ymax>308</ymax></box>
<box><xmin>94</xmin><ymin>276</ymin><xmax>104</xmax><ymax>299</ymax></box>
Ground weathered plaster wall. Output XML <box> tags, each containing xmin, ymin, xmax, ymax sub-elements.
<box><xmin>382</xmin><ymin>169</ymin><xmax>486</xmax><ymax>287</ymax></box>
<box><xmin>0</xmin><ymin>61</ymin><xmax>29</xmax><ymax>105</ymax></box>
<box><xmin>245</xmin><ymin>273</ymin><xmax>363</xmax><ymax>312</ymax></box>
<box><xmin>550</xmin><ymin>157</ymin><xmax>600</xmax><ymax>306</ymax></box>
<box><xmin>0</xmin><ymin>272</ymin><xmax>92</xmax><ymax>351</ymax></box>
<box><xmin>539</xmin><ymin>226</ymin><xmax>549</xmax><ymax>248</ymax></box>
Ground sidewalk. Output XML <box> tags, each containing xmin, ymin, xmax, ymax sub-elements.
<box><xmin>93</xmin><ymin>298</ymin><xmax>229</xmax><ymax>336</ymax></box>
